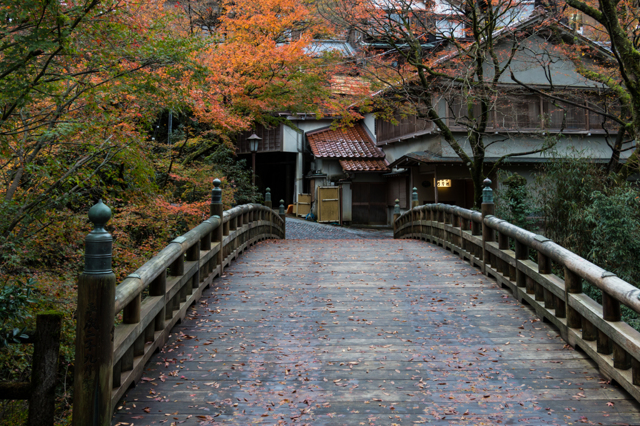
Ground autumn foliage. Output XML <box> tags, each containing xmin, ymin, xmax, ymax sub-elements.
<box><xmin>0</xmin><ymin>0</ymin><xmax>342</xmax><ymax>422</ymax></box>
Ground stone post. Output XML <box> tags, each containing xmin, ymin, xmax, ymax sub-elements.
<box><xmin>73</xmin><ymin>200</ymin><xmax>115</xmax><ymax>426</ymax></box>
<box><xmin>211</xmin><ymin>179</ymin><xmax>224</xmax><ymax>274</ymax></box>
<box><xmin>279</xmin><ymin>199</ymin><xmax>286</xmax><ymax>239</ymax></box>
<box><xmin>481</xmin><ymin>178</ymin><xmax>495</xmax><ymax>274</ymax></box>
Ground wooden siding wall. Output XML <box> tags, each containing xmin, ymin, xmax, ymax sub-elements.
<box><xmin>237</xmin><ymin>124</ymin><xmax>283</xmax><ymax>154</ymax></box>
<box><xmin>376</xmin><ymin>115</ymin><xmax>433</xmax><ymax>145</ymax></box>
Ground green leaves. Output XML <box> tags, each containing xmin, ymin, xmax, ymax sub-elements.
<box><xmin>0</xmin><ymin>277</ymin><xmax>39</xmax><ymax>348</ymax></box>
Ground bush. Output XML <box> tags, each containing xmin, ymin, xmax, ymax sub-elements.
<box><xmin>495</xmin><ymin>172</ymin><xmax>536</xmax><ymax>231</ymax></box>
<box><xmin>535</xmin><ymin>155</ymin><xmax>608</xmax><ymax>256</ymax></box>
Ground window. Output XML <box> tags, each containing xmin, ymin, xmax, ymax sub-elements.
<box><xmin>495</xmin><ymin>96</ymin><xmax>541</xmax><ymax>129</ymax></box>
<box><xmin>544</xmin><ymin>101</ymin><xmax>587</xmax><ymax>130</ymax></box>
<box><xmin>448</xmin><ymin>97</ymin><xmax>495</xmax><ymax>128</ymax></box>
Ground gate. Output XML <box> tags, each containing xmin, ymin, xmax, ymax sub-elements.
<box><xmin>317</xmin><ymin>186</ymin><xmax>340</xmax><ymax>223</ymax></box>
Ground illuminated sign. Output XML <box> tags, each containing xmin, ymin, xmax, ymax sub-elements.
<box><xmin>437</xmin><ymin>179</ymin><xmax>452</xmax><ymax>188</ymax></box>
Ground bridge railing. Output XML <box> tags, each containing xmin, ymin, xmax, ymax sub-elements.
<box><xmin>72</xmin><ymin>181</ymin><xmax>285</xmax><ymax>425</ymax></box>
<box><xmin>394</xmin><ymin>179</ymin><xmax>640</xmax><ymax>404</ymax></box>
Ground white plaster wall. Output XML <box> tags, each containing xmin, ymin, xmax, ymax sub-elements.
<box><xmin>363</xmin><ymin>113</ymin><xmax>376</xmax><ymax>141</ymax></box>
<box><xmin>282</xmin><ymin>120</ymin><xmax>334</xmax><ymax>152</ymax></box>
<box><xmin>439</xmin><ymin>133</ymin><xmax>627</xmax><ymax>161</ymax></box>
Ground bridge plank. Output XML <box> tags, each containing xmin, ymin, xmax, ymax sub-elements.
<box><xmin>112</xmin><ymin>239</ymin><xmax>639</xmax><ymax>425</ymax></box>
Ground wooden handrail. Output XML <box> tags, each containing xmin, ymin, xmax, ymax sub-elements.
<box><xmin>72</xmin><ymin>182</ymin><xmax>285</xmax><ymax>425</ymax></box>
<box><xmin>394</xmin><ymin>181</ymin><xmax>640</xmax><ymax>403</ymax></box>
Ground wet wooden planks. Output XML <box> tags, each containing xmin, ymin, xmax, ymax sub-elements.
<box><xmin>112</xmin><ymin>239</ymin><xmax>640</xmax><ymax>425</ymax></box>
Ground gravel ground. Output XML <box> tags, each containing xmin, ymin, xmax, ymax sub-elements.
<box><xmin>285</xmin><ymin>216</ymin><xmax>392</xmax><ymax>239</ymax></box>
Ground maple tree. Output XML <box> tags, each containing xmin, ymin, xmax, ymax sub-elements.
<box><xmin>0</xmin><ymin>1</ymin><xmax>342</xmax><ymax>418</ymax></box>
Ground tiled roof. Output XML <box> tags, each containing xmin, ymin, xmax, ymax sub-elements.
<box><xmin>307</xmin><ymin>124</ymin><xmax>385</xmax><ymax>159</ymax></box>
<box><xmin>340</xmin><ymin>159</ymin><xmax>390</xmax><ymax>172</ymax></box>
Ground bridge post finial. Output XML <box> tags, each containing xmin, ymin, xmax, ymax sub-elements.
<box><xmin>73</xmin><ymin>200</ymin><xmax>116</xmax><ymax>425</ymax></box>
<box><xmin>412</xmin><ymin>187</ymin><xmax>419</xmax><ymax>209</ymax></box>
<box><xmin>265</xmin><ymin>187</ymin><xmax>272</xmax><ymax>209</ymax></box>
<box><xmin>481</xmin><ymin>178</ymin><xmax>495</xmax><ymax>275</ymax></box>
<box><xmin>482</xmin><ymin>178</ymin><xmax>493</xmax><ymax>204</ymax></box>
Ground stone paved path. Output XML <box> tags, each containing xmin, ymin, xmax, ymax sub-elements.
<box><xmin>112</xmin><ymin>239</ymin><xmax>640</xmax><ymax>425</ymax></box>
<box><xmin>286</xmin><ymin>217</ymin><xmax>392</xmax><ymax>240</ymax></box>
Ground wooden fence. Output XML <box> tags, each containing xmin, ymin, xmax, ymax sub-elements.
<box><xmin>72</xmin><ymin>181</ymin><xmax>285</xmax><ymax>425</ymax></box>
<box><xmin>394</xmin><ymin>179</ymin><xmax>640</xmax><ymax>404</ymax></box>
<box><xmin>0</xmin><ymin>313</ymin><xmax>62</xmax><ymax>426</ymax></box>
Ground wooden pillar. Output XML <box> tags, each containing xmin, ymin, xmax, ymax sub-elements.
<box><xmin>73</xmin><ymin>200</ymin><xmax>115</xmax><ymax>426</ymax></box>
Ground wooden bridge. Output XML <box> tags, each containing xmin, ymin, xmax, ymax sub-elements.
<box><xmin>69</xmin><ymin>180</ymin><xmax>640</xmax><ymax>425</ymax></box>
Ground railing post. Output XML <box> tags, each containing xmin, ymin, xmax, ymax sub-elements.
<box><xmin>411</xmin><ymin>187</ymin><xmax>418</xmax><ymax>237</ymax></box>
<box><xmin>211</xmin><ymin>178</ymin><xmax>224</xmax><ymax>274</ymax></box>
<box><xmin>73</xmin><ymin>200</ymin><xmax>115</xmax><ymax>426</ymax></box>
<box><xmin>393</xmin><ymin>199</ymin><xmax>400</xmax><ymax>238</ymax></box>
<box><xmin>279</xmin><ymin>200</ymin><xmax>286</xmax><ymax>239</ymax></box>
<box><xmin>265</xmin><ymin>187</ymin><xmax>272</xmax><ymax>209</ymax></box>
<box><xmin>266</xmin><ymin>188</ymin><xmax>272</xmax><ymax>238</ymax></box>
<box><xmin>481</xmin><ymin>179</ymin><xmax>494</xmax><ymax>274</ymax></box>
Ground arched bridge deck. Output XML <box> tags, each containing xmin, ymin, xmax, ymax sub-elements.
<box><xmin>112</xmin><ymin>237</ymin><xmax>640</xmax><ymax>425</ymax></box>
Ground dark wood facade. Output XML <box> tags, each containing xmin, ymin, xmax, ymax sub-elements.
<box><xmin>376</xmin><ymin>115</ymin><xmax>433</xmax><ymax>145</ymax></box>
<box><xmin>237</xmin><ymin>123</ymin><xmax>283</xmax><ymax>154</ymax></box>
<box><xmin>352</xmin><ymin>182</ymin><xmax>387</xmax><ymax>224</ymax></box>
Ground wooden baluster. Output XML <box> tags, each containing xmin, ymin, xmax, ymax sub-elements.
<box><xmin>497</xmin><ymin>231</ymin><xmax>509</xmax><ymax>276</ymax></box>
<box><xmin>187</xmin><ymin>241</ymin><xmax>200</xmax><ymax>290</ymax></box>
<box><xmin>150</xmin><ymin>271</ymin><xmax>166</xmax><ymax>331</ymax></box>
<box><xmin>538</xmin><ymin>250</ymin><xmax>551</xmax><ymax>304</ymax></box>
<box><xmin>602</xmin><ymin>290</ymin><xmax>627</xmax><ymax>366</ymax></box>
<box><xmin>581</xmin><ymin>317</ymin><xmax>597</xmax><ymax>341</ymax></box>
<box><xmin>121</xmin><ymin>346</ymin><xmax>134</xmax><ymax>373</ymax></box>
<box><xmin>460</xmin><ymin>216</ymin><xmax>468</xmax><ymax>252</ymax></box>
<box><xmin>565</xmin><ymin>267</ymin><xmax>582</xmax><ymax>329</ymax></box>
<box><xmin>515</xmin><ymin>240</ymin><xmax>528</xmax><ymax>288</ymax></box>
<box><xmin>123</xmin><ymin>293</ymin><xmax>141</xmax><ymax>325</ymax></box>
<box><xmin>632</xmin><ymin>359</ymin><xmax>640</xmax><ymax>385</ymax></box>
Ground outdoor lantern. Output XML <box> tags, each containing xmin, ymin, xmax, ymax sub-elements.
<box><xmin>248</xmin><ymin>133</ymin><xmax>261</xmax><ymax>153</ymax></box>
<box><xmin>247</xmin><ymin>133</ymin><xmax>261</xmax><ymax>186</ymax></box>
